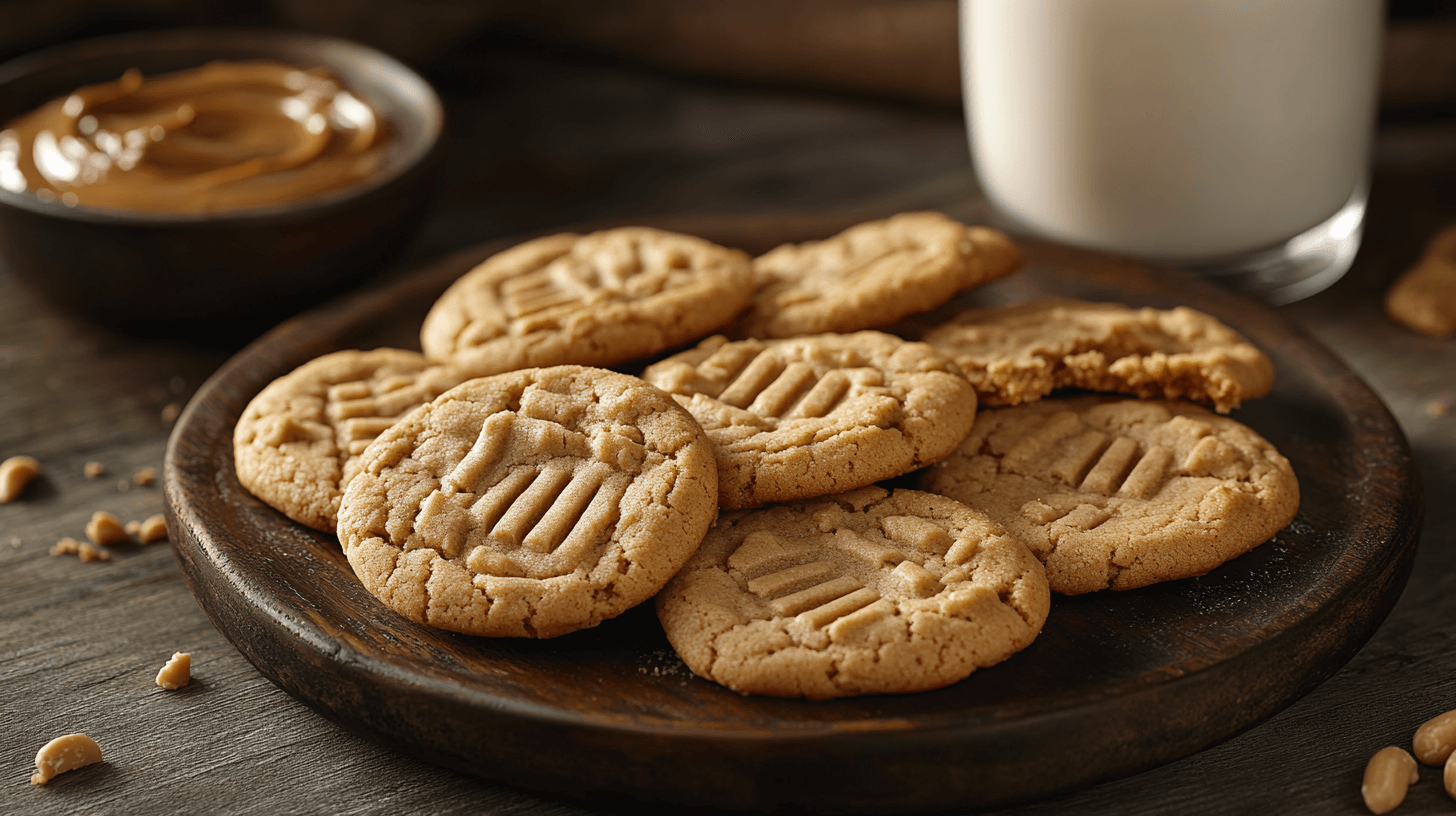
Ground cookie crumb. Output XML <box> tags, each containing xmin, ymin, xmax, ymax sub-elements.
<box><xmin>160</xmin><ymin>403</ymin><xmax>181</xmax><ymax>423</ymax></box>
<box><xmin>10</xmin><ymin>537</ymin><xmax>21</xmax><ymax>548</ymax></box>
<box><xmin>136</xmin><ymin>514</ymin><xmax>168</xmax><ymax>544</ymax></box>
<box><xmin>0</xmin><ymin>455</ymin><xmax>41</xmax><ymax>502</ymax></box>
<box><xmin>116</xmin><ymin>479</ymin><xmax>130</xmax><ymax>492</ymax></box>
<box><xmin>86</xmin><ymin>511</ymin><xmax>130</xmax><ymax>546</ymax></box>
<box><xmin>155</xmin><ymin>652</ymin><xmax>191</xmax><ymax>690</ymax></box>
<box><xmin>132</xmin><ymin>467</ymin><xmax>156</xmax><ymax>486</ymax></box>
<box><xmin>30</xmin><ymin>734</ymin><xmax>102</xmax><ymax>785</ymax></box>
<box><xmin>83</xmin><ymin>461</ymin><xmax>106</xmax><ymax>479</ymax></box>
<box><xmin>1428</xmin><ymin>400</ymin><xmax>1451</xmax><ymax>418</ymax></box>
<box><xmin>51</xmin><ymin>537</ymin><xmax>110</xmax><ymax>561</ymax></box>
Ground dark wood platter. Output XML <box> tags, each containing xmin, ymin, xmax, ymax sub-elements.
<box><xmin>164</xmin><ymin>213</ymin><xmax>1422</xmax><ymax>812</ymax></box>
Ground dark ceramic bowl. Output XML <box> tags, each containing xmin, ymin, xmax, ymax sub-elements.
<box><xmin>0</xmin><ymin>28</ymin><xmax>444</xmax><ymax>335</ymax></box>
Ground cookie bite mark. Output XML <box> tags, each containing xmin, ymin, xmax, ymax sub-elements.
<box><xmin>920</xmin><ymin>396</ymin><xmax>1299</xmax><ymax>594</ymax></box>
<box><xmin>657</xmin><ymin>487</ymin><xmax>1048</xmax><ymax>699</ymax></box>
<box><xmin>643</xmin><ymin>332</ymin><xmax>976</xmax><ymax>508</ymax></box>
<box><xmin>922</xmin><ymin>298</ymin><xmax>1274</xmax><ymax>412</ymax></box>
<box><xmin>338</xmin><ymin>366</ymin><xmax>718</xmax><ymax>638</ymax></box>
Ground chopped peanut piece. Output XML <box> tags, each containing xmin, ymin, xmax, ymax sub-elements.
<box><xmin>124</xmin><ymin>520</ymin><xmax>141</xmax><ymax>536</ymax></box>
<box><xmin>0</xmin><ymin>455</ymin><xmax>41</xmax><ymax>502</ymax></box>
<box><xmin>132</xmin><ymin>467</ymin><xmax>156</xmax><ymax>486</ymax></box>
<box><xmin>31</xmin><ymin>734</ymin><xmax>102</xmax><ymax>785</ymax></box>
<box><xmin>86</xmin><ymin>511</ymin><xmax>130</xmax><ymax>546</ymax></box>
<box><xmin>161</xmin><ymin>403</ymin><xmax>181</xmax><ymax>423</ymax></box>
<box><xmin>155</xmin><ymin>652</ymin><xmax>191</xmax><ymax>690</ymax></box>
<box><xmin>1363</xmin><ymin>746</ymin><xmax>1419</xmax><ymax>814</ymax></box>
<box><xmin>83</xmin><ymin>461</ymin><xmax>105</xmax><ymax>478</ymax></box>
<box><xmin>137</xmin><ymin>515</ymin><xmax>168</xmax><ymax>544</ymax></box>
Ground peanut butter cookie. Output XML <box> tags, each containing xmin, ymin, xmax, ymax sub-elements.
<box><xmin>336</xmin><ymin>366</ymin><xmax>718</xmax><ymax>638</ymax></box>
<box><xmin>737</xmin><ymin>213</ymin><xmax>1022</xmax><ymax>339</ymax></box>
<box><xmin>922</xmin><ymin>298</ymin><xmax>1274</xmax><ymax>413</ymax></box>
<box><xmin>641</xmin><ymin>331</ymin><xmax>977</xmax><ymax>509</ymax></box>
<box><xmin>234</xmin><ymin>349</ymin><xmax>465</xmax><ymax>532</ymax></box>
<box><xmin>419</xmin><ymin>227</ymin><xmax>754</xmax><ymax>376</ymax></box>
<box><xmin>1386</xmin><ymin>224</ymin><xmax>1456</xmax><ymax>338</ymax></box>
<box><xmin>656</xmin><ymin>486</ymin><xmax>1049</xmax><ymax>699</ymax></box>
<box><xmin>919</xmin><ymin>396</ymin><xmax>1298</xmax><ymax>594</ymax></box>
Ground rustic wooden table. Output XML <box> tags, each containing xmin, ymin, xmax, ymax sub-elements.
<box><xmin>3</xmin><ymin>39</ymin><xmax>1454</xmax><ymax>815</ymax></box>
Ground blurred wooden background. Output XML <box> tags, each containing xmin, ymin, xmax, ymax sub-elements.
<box><xmin>0</xmin><ymin>0</ymin><xmax>1453</xmax><ymax>115</ymax></box>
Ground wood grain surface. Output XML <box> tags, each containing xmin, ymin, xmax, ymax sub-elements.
<box><xmin>163</xmin><ymin>220</ymin><xmax>1420</xmax><ymax>811</ymax></box>
<box><xmin>3</xmin><ymin>38</ymin><xmax>1456</xmax><ymax>816</ymax></box>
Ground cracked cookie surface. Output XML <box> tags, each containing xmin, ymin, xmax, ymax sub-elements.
<box><xmin>336</xmin><ymin>366</ymin><xmax>718</xmax><ymax>638</ymax></box>
<box><xmin>641</xmin><ymin>331</ymin><xmax>977</xmax><ymax>509</ymax></box>
<box><xmin>921</xmin><ymin>298</ymin><xmax>1274</xmax><ymax>413</ymax></box>
<box><xmin>234</xmin><ymin>348</ymin><xmax>466</xmax><ymax>532</ymax></box>
<box><xmin>919</xmin><ymin>396</ymin><xmax>1299</xmax><ymax>594</ymax></box>
<box><xmin>419</xmin><ymin>227</ymin><xmax>754</xmax><ymax>376</ymax></box>
<box><xmin>656</xmin><ymin>486</ymin><xmax>1049</xmax><ymax>699</ymax></box>
<box><xmin>737</xmin><ymin>212</ymin><xmax>1022</xmax><ymax>339</ymax></box>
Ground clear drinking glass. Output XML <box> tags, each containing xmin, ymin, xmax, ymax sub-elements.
<box><xmin>960</xmin><ymin>0</ymin><xmax>1383</xmax><ymax>304</ymax></box>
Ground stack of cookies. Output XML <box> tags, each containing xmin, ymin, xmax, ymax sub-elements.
<box><xmin>233</xmin><ymin>212</ymin><xmax>1298</xmax><ymax>700</ymax></box>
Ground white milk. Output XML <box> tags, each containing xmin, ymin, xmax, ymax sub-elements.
<box><xmin>963</xmin><ymin>0</ymin><xmax>1382</xmax><ymax>260</ymax></box>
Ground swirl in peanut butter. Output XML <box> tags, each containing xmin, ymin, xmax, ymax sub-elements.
<box><xmin>0</xmin><ymin>60</ymin><xmax>390</xmax><ymax>214</ymax></box>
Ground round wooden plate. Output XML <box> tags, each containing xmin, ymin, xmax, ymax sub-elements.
<box><xmin>164</xmin><ymin>214</ymin><xmax>1422</xmax><ymax>812</ymax></box>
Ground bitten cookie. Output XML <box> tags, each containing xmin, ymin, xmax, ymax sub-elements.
<box><xmin>1386</xmin><ymin>224</ymin><xmax>1456</xmax><ymax>338</ymax></box>
<box><xmin>737</xmin><ymin>212</ymin><xmax>1023</xmax><ymax>338</ymax></box>
<box><xmin>921</xmin><ymin>298</ymin><xmax>1274</xmax><ymax>413</ymax></box>
<box><xmin>919</xmin><ymin>396</ymin><xmax>1299</xmax><ymax>595</ymax></box>
<box><xmin>656</xmin><ymin>486</ymin><xmax>1049</xmax><ymax>699</ymax></box>
<box><xmin>419</xmin><ymin>227</ymin><xmax>754</xmax><ymax>376</ymax></box>
<box><xmin>336</xmin><ymin>366</ymin><xmax>718</xmax><ymax>638</ymax></box>
<box><xmin>641</xmin><ymin>331</ymin><xmax>977</xmax><ymax>509</ymax></box>
<box><xmin>234</xmin><ymin>349</ymin><xmax>465</xmax><ymax>532</ymax></box>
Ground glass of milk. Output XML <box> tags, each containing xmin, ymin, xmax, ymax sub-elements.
<box><xmin>961</xmin><ymin>0</ymin><xmax>1383</xmax><ymax>304</ymax></box>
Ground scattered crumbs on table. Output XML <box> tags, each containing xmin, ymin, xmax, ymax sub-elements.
<box><xmin>83</xmin><ymin>461</ymin><xmax>106</xmax><ymax>478</ymax></box>
<box><xmin>637</xmin><ymin>649</ymin><xmax>689</xmax><ymax>678</ymax></box>
<box><xmin>117</xmin><ymin>479</ymin><xmax>131</xmax><ymax>492</ymax></box>
<box><xmin>161</xmin><ymin>403</ymin><xmax>182</xmax><ymax>423</ymax></box>
<box><xmin>9</xmin><ymin>537</ymin><xmax>21</xmax><ymax>548</ymax></box>
<box><xmin>132</xmin><ymin>467</ymin><xmax>156</xmax><ymax>487</ymax></box>
<box><xmin>1428</xmin><ymin>400</ymin><xmax>1451</xmax><ymax>418</ymax></box>
<box><xmin>170</xmin><ymin>375</ymin><xmax>187</xmax><ymax>394</ymax></box>
<box><xmin>50</xmin><ymin>537</ymin><xmax>110</xmax><ymax>561</ymax></box>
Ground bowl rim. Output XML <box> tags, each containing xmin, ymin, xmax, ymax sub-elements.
<box><xmin>0</xmin><ymin>26</ymin><xmax>444</xmax><ymax>226</ymax></box>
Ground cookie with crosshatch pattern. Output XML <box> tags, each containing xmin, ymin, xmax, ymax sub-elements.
<box><xmin>919</xmin><ymin>396</ymin><xmax>1299</xmax><ymax>595</ymax></box>
<box><xmin>735</xmin><ymin>212</ymin><xmax>1023</xmax><ymax>339</ymax></box>
<box><xmin>419</xmin><ymin>227</ymin><xmax>754</xmax><ymax>377</ymax></box>
<box><xmin>656</xmin><ymin>486</ymin><xmax>1049</xmax><ymax>699</ymax></box>
<box><xmin>336</xmin><ymin>365</ymin><xmax>718</xmax><ymax>638</ymax></box>
<box><xmin>641</xmin><ymin>331</ymin><xmax>977</xmax><ymax>509</ymax></box>
<box><xmin>233</xmin><ymin>348</ymin><xmax>466</xmax><ymax>532</ymax></box>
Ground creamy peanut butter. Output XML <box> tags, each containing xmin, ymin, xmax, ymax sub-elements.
<box><xmin>0</xmin><ymin>60</ymin><xmax>390</xmax><ymax>214</ymax></box>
